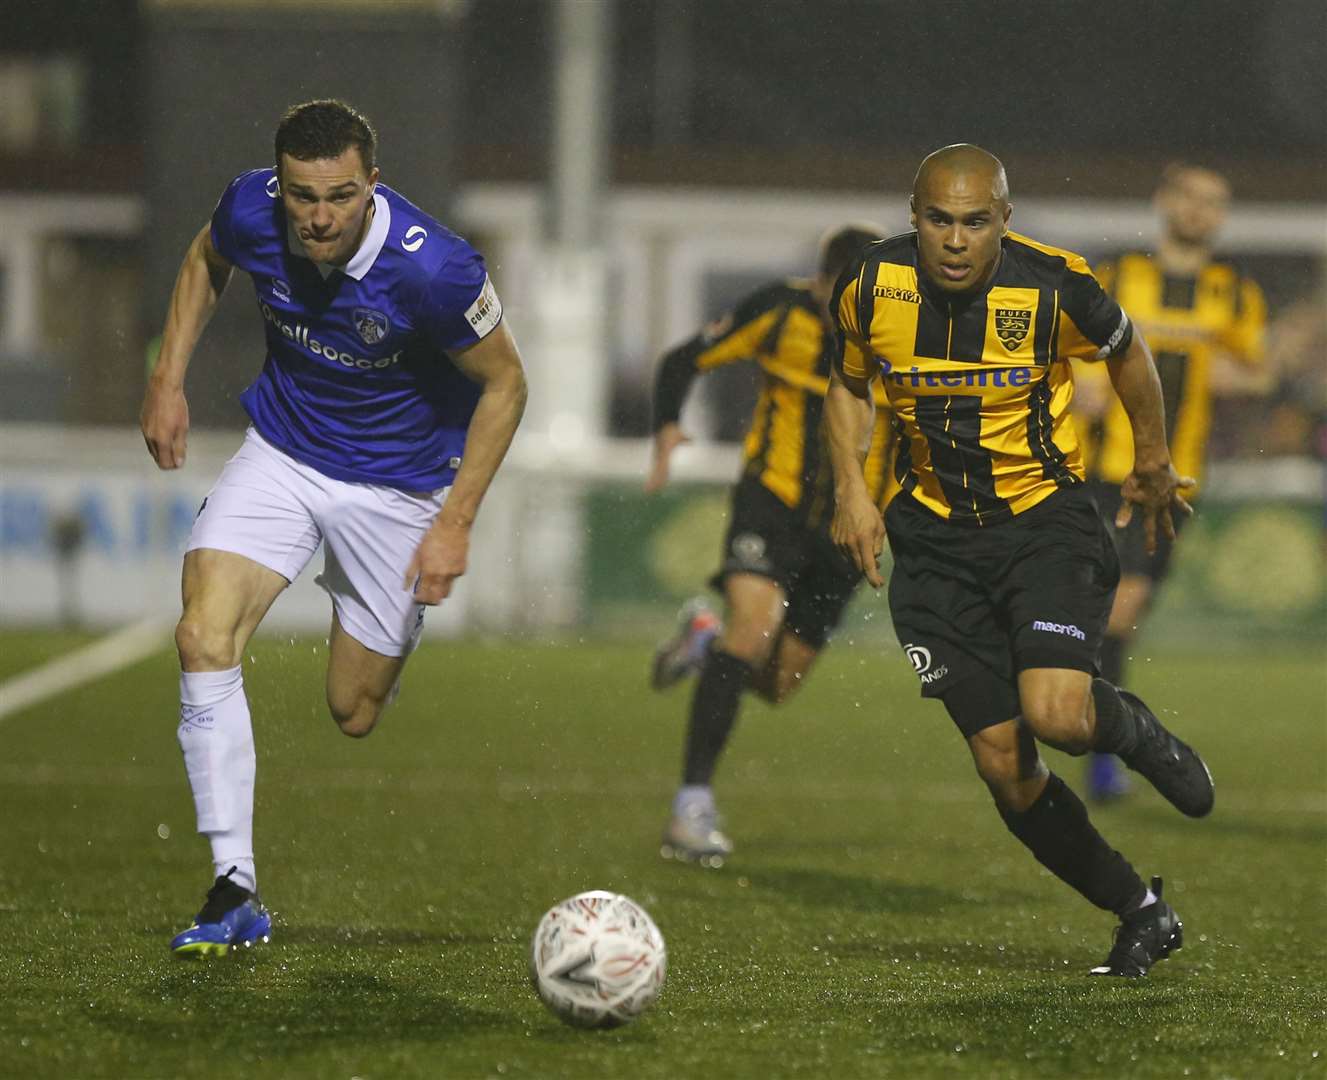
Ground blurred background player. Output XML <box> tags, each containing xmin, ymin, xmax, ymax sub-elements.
<box><xmin>140</xmin><ymin>100</ymin><xmax>527</xmax><ymax>955</ymax></box>
<box><xmin>829</xmin><ymin>145</ymin><xmax>1213</xmax><ymax>977</ymax></box>
<box><xmin>1072</xmin><ymin>163</ymin><xmax>1267</xmax><ymax>801</ymax></box>
<box><xmin>645</xmin><ymin>224</ymin><xmax>892</xmax><ymax>866</ymax></box>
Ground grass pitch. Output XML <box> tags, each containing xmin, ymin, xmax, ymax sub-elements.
<box><xmin>0</xmin><ymin>630</ymin><xmax>1323</xmax><ymax>1079</ymax></box>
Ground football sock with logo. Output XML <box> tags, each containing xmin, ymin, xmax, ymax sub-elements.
<box><xmin>999</xmin><ymin>773</ymin><xmax>1147</xmax><ymax>916</ymax></box>
<box><xmin>1099</xmin><ymin>635</ymin><xmax>1126</xmax><ymax>687</ymax></box>
<box><xmin>681</xmin><ymin>648</ymin><xmax>754</xmax><ymax>787</ymax></box>
<box><xmin>178</xmin><ymin>667</ymin><xmax>257</xmax><ymax>895</ymax></box>
<box><xmin>1088</xmin><ymin>678</ymin><xmax>1144</xmax><ymax>757</ymax></box>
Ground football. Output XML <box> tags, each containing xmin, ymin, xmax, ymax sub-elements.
<box><xmin>529</xmin><ymin>890</ymin><xmax>667</xmax><ymax>1028</ymax></box>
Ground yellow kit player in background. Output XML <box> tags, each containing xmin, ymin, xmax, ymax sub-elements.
<box><xmin>646</xmin><ymin>225</ymin><xmax>893</xmax><ymax>866</ymax></box>
<box><xmin>1073</xmin><ymin>164</ymin><xmax>1266</xmax><ymax>801</ymax></box>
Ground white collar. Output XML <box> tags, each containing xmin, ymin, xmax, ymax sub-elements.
<box><xmin>286</xmin><ymin>191</ymin><xmax>390</xmax><ymax>280</ymax></box>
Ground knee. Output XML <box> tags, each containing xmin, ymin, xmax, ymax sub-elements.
<box><xmin>175</xmin><ymin>615</ymin><xmax>240</xmax><ymax>671</ymax></box>
<box><xmin>716</xmin><ymin>626</ymin><xmax>776</xmax><ymax>668</ymax></box>
<box><xmin>329</xmin><ymin>695</ymin><xmax>383</xmax><ymax>739</ymax></box>
<box><xmin>969</xmin><ymin>730</ymin><xmax>1046</xmax><ymax>813</ymax></box>
<box><xmin>1021</xmin><ymin>687</ymin><xmax>1093</xmax><ymax>753</ymax></box>
<box><xmin>971</xmin><ymin>737</ymin><xmax>1022</xmax><ymax>793</ymax></box>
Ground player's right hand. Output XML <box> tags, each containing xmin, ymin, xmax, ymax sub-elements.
<box><xmin>644</xmin><ymin>423</ymin><xmax>691</xmax><ymax>493</ymax></box>
<box><xmin>831</xmin><ymin>488</ymin><xmax>886</xmax><ymax>588</ymax></box>
<box><xmin>141</xmin><ymin>381</ymin><xmax>190</xmax><ymax>469</ymax></box>
<box><xmin>1117</xmin><ymin>460</ymin><xmax>1195</xmax><ymax>554</ymax></box>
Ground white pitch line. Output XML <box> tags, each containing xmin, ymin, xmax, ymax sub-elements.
<box><xmin>0</xmin><ymin>618</ymin><xmax>173</xmax><ymax>724</ymax></box>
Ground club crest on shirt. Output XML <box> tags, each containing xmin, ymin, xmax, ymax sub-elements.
<box><xmin>353</xmin><ymin>307</ymin><xmax>391</xmax><ymax>346</ymax></box>
<box><xmin>995</xmin><ymin>308</ymin><xmax>1032</xmax><ymax>351</ymax></box>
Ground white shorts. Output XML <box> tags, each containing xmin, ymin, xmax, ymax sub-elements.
<box><xmin>186</xmin><ymin>428</ymin><xmax>447</xmax><ymax>657</ymax></box>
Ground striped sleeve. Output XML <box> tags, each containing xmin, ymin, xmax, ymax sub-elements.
<box><xmin>651</xmin><ymin>282</ymin><xmax>787</xmax><ymax>429</ymax></box>
<box><xmin>1219</xmin><ymin>276</ymin><xmax>1267</xmax><ymax>365</ymax></box>
<box><xmin>1058</xmin><ymin>253</ymin><xmax>1133</xmax><ymax>362</ymax></box>
<box><xmin>829</xmin><ymin>257</ymin><xmax>873</xmax><ymax>379</ymax></box>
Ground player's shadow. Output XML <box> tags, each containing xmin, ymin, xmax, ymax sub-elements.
<box><xmin>136</xmin><ymin>924</ymin><xmax>501</xmax><ymax>949</ymax></box>
<box><xmin>741</xmin><ymin>865</ymin><xmax>965</xmax><ymax>915</ymax></box>
<box><xmin>276</xmin><ymin>925</ymin><xmax>502</xmax><ymax>949</ymax></box>
<box><xmin>821</xmin><ymin>937</ymin><xmax>1097</xmax><ymax>974</ymax></box>
<box><xmin>90</xmin><ymin>968</ymin><xmax>515</xmax><ymax>1055</ymax></box>
<box><xmin>1131</xmin><ymin>805</ymin><xmax>1327</xmax><ymax>846</ymax></box>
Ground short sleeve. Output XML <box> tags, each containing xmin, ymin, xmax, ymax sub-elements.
<box><xmin>1094</xmin><ymin>259</ymin><xmax>1117</xmax><ymax>296</ymax></box>
<box><xmin>419</xmin><ymin>244</ymin><xmax>503</xmax><ymax>353</ymax></box>
<box><xmin>691</xmin><ymin>283</ymin><xmax>789</xmax><ymax>371</ymax></box>
<box><xmin>1058</xmin><ymin>255</ymin><xmax>1133</xmax><ymax>362</ymax></box>
<box><xmin>208</xmin><ymin>169</ymin><xmax>277</xmax><ymax>270</ymax></box>
<box><xmin>209</xmin><ymin>173</ymin><xmax>249</xmax><ymax>265</ymax></box>
<box><xmin>830</xmin><ymin>258</ymin><xmax>873</xmax><ymax>379</ymax></box>
<box><xmin>1220</xmin><ymin>276</ymin><xmax>1267</xmax><ymax>364</ymax></box>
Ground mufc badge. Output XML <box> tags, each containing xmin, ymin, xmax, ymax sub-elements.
<box><xmin>995</xmin><ymin>307</ymin><xmax>1032</xmax><ymax>352</ymax></box>
<box><xmin>353</xmin><ymin>307</ymin><xmax>391</xmax><ymax>346</ymax></box>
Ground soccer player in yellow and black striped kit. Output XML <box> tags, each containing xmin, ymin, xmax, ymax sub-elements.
<box><xmin>828</xmin><ymin>145</ymin><xmax>1212</xmax><ymax>978</ymax></box>
<box><xmin>1072</xmin><ymin>164</ymin><xmax>1266</xmax><ymax>800</ymax></box>
<box><xmin>646</xmin><ymin>225</ymin><xmax>892</xmax><ymax>865</ymax></box>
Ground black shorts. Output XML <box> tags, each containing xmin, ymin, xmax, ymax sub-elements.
<box><xmin>885</xmin><ymin>487</ymin><xmax>1121</xmax><ymax>739</ymax></box>
<box><xmin>1087</xmin><ymin>480</ymin><xmax>1189</xmax><ymax>583</ymax></box>
<box><xmin>710</xmin><ymin>476</ymin><xmax>862</xmax><ymax>649</ymax></box>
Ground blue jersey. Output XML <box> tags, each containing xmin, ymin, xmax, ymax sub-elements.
<box><xmin>209</xmin><ymin>168</ymin><xmax>503</xmax><ymax>491</ymax></box>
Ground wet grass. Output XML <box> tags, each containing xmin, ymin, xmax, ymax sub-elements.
<box><xmin>0</xmin><ymin>633</ymin><xmax>1323</xmax><ymax>1078</ymax></box>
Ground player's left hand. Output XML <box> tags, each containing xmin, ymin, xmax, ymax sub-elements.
<box><xmin>405</xmin><ymin>518</ymin><xmax>470</xmax><ymax>604</ymax></box>
<box><xmin>1117</xmin><ymin>460</ymin><xmax>1195</xmax><ymax>555</ymax></box>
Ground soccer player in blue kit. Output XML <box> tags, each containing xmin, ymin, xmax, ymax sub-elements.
<box><xmin>140</xmin><ymin>100</ymin><xmax>527</xmax><ymax>956</ymax></box>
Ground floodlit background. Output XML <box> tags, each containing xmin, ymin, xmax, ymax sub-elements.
<box><xmin>1</xmin><ymin>0</ymin><xmax>1324</xmax><ymax>643</ymax></box>
<box><xmin>1</xmin><ymin>6</ymin><xmax>1325</xmax><ymax>1079</ymax></box>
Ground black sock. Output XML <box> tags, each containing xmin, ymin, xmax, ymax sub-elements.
<box><xmin>1090</xmin><ymin>678</ymin><xmax>1144</xmax><ymax>756</ymax></box>
<box><xmin>1099</xmin><ymin>635</ymin><xmax>1126</xmax><ymax>686</ymax></box>
<box><xmin>999</xmin><ymin>773</ymin><xmax>1147</xmax><ymax>916</ymax></box>
<box><xmin>681</xmin><ymin>648</ymin><xmax>753</xmax><ymax>787</ymax></box>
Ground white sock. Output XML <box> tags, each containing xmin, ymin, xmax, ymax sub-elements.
<box><xmin>178</xmin><ymin>666</ymin><xmax>257</xmax><ymax>894</ymax></box>
<box><xmin>673</xmin><ymin>784</ymin><xmax>715</xmax><ymax>817</ymax></box>
<box><xmin>1127</xmin><ymin>885</ymin><xmax>1158</xmax><ymax>913</ymax></box>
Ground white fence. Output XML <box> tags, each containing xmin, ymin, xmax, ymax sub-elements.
<box><xmin>0</xmin><ymin>424</ymin><xmax>738</xmax><ymax>634</ymax></box>
<box><xmin>2</xmin><ymin>423</ymin><xmax>1321</xmax><ymax>637</ymax></box>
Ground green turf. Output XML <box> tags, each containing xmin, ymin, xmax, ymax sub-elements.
<box><xmin>0</xmin><ymin>628</ymin><xmax>99</xmax><ymax>682</ymax></box>
<box><xmin>0</xmin><ymin>632</ymin><xmax>1323</xmax><ymax>1079</ymax></box>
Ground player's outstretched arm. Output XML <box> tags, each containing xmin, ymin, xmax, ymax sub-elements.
<box><xmin>1106</xmin><ymin>331</ymin><xmax>1195</xmax><ymax>553</ymax></box>
<box><xmin>646</xmin><ymin>332</ymin><xmax>714</xmax><ymax>493</ymax></box>
<box><xmin>141</xmin><ymin>225</ymin><xmax>233</xmax><ymax>469</ymax></box>
<box><xmin>405</xmin><ymin>323</ymin><xmax>528</xmax><ymax>604</ymax></box>
<box><xmin>826</xmin><ymin>365</ymin><xmax>885</xmax><ymax>588</ymax></box>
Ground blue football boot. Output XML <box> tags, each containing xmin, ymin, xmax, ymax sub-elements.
<box><xmin>1087</xmin><ymin>752</ymin><xmax>1130</xmax><ymax>802</ymax></box>
<box><xmin>171</xmin><ymin>867</ymin><xmax>272</xmax><ymax>958</ymax></box>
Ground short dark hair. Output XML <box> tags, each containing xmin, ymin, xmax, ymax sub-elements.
<box><xmin>274</xmin><ymin>99</ymin><xmax>377</xmax><ymax>173</ymax></box>
<box><xmin>818</xmin><ymin>224</ymin><xmax>885</xmax><ymax>279</ymax></box>
<box><xmin>1158</xmin><ymin>160</ymin><xmax>1230</xmax><ymax>195</ymax></box>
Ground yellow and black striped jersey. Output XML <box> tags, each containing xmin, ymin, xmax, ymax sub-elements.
<box><xmin>1071</xmin><ymin>252</ymin><xmax>1265</xmax><ymax>490</ymax></box>
<box><xmin>832</xmin><ymin>231</ymin><xmax>1132</xmax><ymax>525</ymax></box>
<box><xmin>654</xmin><ymin>278</ymin><xmax>894</xmax><ymax>514</ymax></box>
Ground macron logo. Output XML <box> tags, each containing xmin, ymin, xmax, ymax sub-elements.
<box><xmin>1031</xmin><ymin>620</ymin><xmax>1086</xmax><ymax>641</ymax></box>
